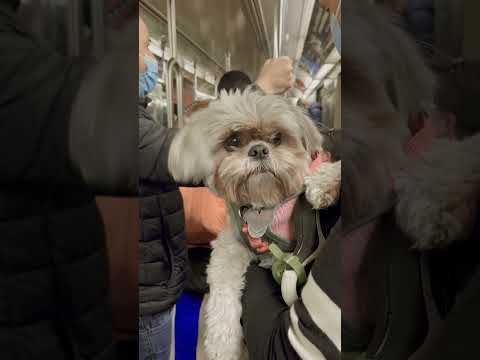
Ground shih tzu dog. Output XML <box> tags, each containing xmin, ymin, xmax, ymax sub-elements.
<box><xmin>168</xmin><ymin>90</ymin><xmax>340</xmax><ymax>360</ymax></box>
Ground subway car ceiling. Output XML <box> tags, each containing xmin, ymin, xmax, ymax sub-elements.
<box><xmin>140</xmin><ymin>0</ymin><xmax>340</xmax><ymax>102</ymax></box>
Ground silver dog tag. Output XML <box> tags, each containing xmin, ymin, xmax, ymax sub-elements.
<box><xmin>242</xmin><ymin>208</ymin><xmax>275</xmax><ymax>238</ymax></box>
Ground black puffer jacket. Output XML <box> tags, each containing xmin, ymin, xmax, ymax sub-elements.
<box><xmin>0</xmin><ymin>4</ymin><xmax>118</xmax><ymax>360</ymax></box>
<box><xmin>138</xmin><ymin>105</ymin><xmax>188</xmax><ymax>315</ymax></box>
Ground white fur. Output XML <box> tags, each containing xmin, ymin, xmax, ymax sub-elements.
<box><xmin>395</xmin><ymin>135</ymin><xmax>480</xmax><ymax>249</ymax></box>
<box><xmin>202</xmin><ymin>168</ymin><xmax>333</xmax><ymax>360</ymax></box>
<box><xmin>204</xmin><ymin>226</ymin><xmax>254</xmax><ymax>360</ymax></box>
<box><xmin>305</xmin><ymin>161</ymin><xmax>342</xmax><ymax>210</ymax></box>
<box><xmin>168</xmin><ymin>90</ymin><xmax>324</xmax><ymax>188</ymax></box>
<box><xmin>168</xmin><ymin>90</ymin><xmax>335</xmax><ymax>359</ymax></box>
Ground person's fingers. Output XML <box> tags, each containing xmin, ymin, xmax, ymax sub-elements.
<box><xmin>279</xmin><ymin>56</ymin><xmax>292</xmax><ymax>65</ymax></box>
<box><xmin>287</xmin><ymin>76</ymin><xmax>295</xmax><ymax>88</ymax></box>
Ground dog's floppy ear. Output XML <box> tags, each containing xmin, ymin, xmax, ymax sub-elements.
<box><xmin>168</xmin><ymin>120</ymin><xmax>215</xmax><ymax>184</ymax></box>
<box><xmin>295</xmin><ymin>108</ymin><xmax>325</xmax><ymax>156</ymax></box>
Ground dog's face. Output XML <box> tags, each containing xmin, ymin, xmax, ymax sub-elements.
<box><xmin>168</xmin><ymin>91</ymin><xmax>324</xmax><ymax>208</ymax></box>
<box><xmin>213</xmin><ymin>108</ymin><xmax>314</xmax><ymax>208</ymax></box>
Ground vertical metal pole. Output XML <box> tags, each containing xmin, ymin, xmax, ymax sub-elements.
<box><xmin>225</xmin><ymin>52</ymin><xmax>231</xmax><ymax>71</ymax></box>
<box><xmin>278</xmin><ymin>0</ymin><xmax>285</xmax><ymax>57</ymax></box>
<box><xmin>176</xmin><ymin>65</ymin><xmax>184</xmax><ymax>127</ymax></box>
<box><xmin>273</xmin><ymin>0</ymin><xmax>285</xmax><ymax>58</ymax></box>
<box><xmin>167</xmin><ymin>0</ymin><xmax>177</xmax><ymax>58</ymax></box>
<box><xmin>167</xmin><ymin>60</ymin><xmax>175</xmax><ymax>128</ymax></box>
<box><xmin>166</xmin><ymin>0</ymin><xmax>183</xmax><ymax>128</ymax></box>
<box><xmin>273</xmin><ymin>2</ymin><xmax>279</xmax><ymax>58</ymax></box>
<box><xmin>193</xmin><ymin>62</ymin><xmax>198</xmax><ymax>101</ymax></box>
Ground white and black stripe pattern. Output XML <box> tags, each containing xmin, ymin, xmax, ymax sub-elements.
<box><xmin>288</xmin><ymin>272</ymin><xmax>341</xmax><ymax>360</ymax></box>
<box><xmin>287</xmin><ymin>221</ymin><xmax>341</xmax><ymax>360</ymax></box>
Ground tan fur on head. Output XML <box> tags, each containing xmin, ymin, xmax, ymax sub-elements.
<box><xmin>168</xmin><ymin>90</ymin><xmax>324</xmax><ymax>208</ymax></box>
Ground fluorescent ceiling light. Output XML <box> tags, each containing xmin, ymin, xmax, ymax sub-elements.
<box><xmin>183</xmin><ymin>59</ymin><xmax>195</xmax><ymax>74</ymax></box>
<box><xmin>205</xmin><ymin>73</ymin><xmax>215</xmax><ymax>85</ymax></box>
<box><xmin>324</xmin><ymin>47</ymin><xmax>340</xmax><ymax>64</ymax></box>
<box><xmin>314</xmin><ymin>63</ymin><xmax>335</xmax><ymax>80</ymax></box>
<box><xmin>196</xmin><ymin>90</ymin><xmax>216</xmax><ymax>100</ymax></box>
<box><xmin>327</xmin><ymin>64</ymin><xmax>341</xmax><ymax>79</ymax></box>
<box><xmin>302</xmin><ymin>79</ymin><xmax>321</xmax><ymax>99</ymax></box>
<box><xmin>307</xmin><ymin>79</ymin><xmax>321</xmax><ymax>91</ymax></box>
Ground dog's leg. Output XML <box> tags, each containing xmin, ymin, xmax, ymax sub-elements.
<box><xmin>204</xmin><ymin>227</ymin><xmax>254</xmax><ymax>360</ymax></box>
<box><xmin>305</xmin><ymin>160</ymin><xmax>341</xmax><ymax>209</ymax></box>
<box><xmin>396</xmin><ymin>135</ymin><xmax>480</xmax><ymax>249</ymax></box>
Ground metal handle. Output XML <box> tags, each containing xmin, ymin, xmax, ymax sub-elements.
<box><xmin>176</xmin><ymin>66</ymin><xmax>184</xmax><ymax>128</ymax></box>
<box><xmin>167</xmin><ymin>58</ymin><xmax>184</xmax><ymax>128</ymax></box>
<box><xmin>166</xmin><ymin>0</ymin><xmax>184</xmax><ymax>127</ymax></box>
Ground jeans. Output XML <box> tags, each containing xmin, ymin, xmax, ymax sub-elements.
<box><xmin>139</xmin><ymin>308</ymin><xmax>173</xmax><ymax>360</ymax></box>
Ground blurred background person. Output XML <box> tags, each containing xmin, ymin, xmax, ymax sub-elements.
<box><xmin>217</xmin><ymin>70</ymin><xmax>252</xmax><ymax>94</ymax></box>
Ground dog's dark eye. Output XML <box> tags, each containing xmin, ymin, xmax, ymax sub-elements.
<box><xmin>226</xmin><ymin>133</ymin><xmax>241</xmax><ymax>148</ymax></box>
<box><xmin>271</xmin><ymin>133</ymin><xmax>282</xmax><ymax>146</ymax></box>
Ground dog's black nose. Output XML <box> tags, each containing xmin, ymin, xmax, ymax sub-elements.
<box><xmin>248</xmin><ymin>144</ymin><xmax>269</xmax><ymax>159</ymax></box>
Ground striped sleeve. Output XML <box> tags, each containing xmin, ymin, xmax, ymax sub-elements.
<box><xmin>288</xmin><ymin>222</ymin><xmax>341</xmax><ymax>359</ymax></box>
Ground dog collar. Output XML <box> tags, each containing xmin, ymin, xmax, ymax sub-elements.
<box><xmin>228</xmin><ymin>188</ymin><xmax>306</xmax><ymax>258</ymax></box>
<box><xmin>233</xmin><ymin>188</ymin><xmax>305</xmax><ymax>242</ymax></box>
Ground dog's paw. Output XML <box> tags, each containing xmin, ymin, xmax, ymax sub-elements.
<box><xmin>396</xmin><ymin>187</ymin><xmax>469</xmax><ymax>250</ymax></box>
<box><xmin>395</xmin><ymin>157</ymin><xmax>477</xmax><ymax>250</ymax></box>
<box><xmin>305</xmin><ymin>161</ymin><xmax>341</xmax><ymax>209</ymax></box>
<box><xmin>204</xmin><ymin>291</ymin><xmax>245</xmax><ymax>360</ymax></box>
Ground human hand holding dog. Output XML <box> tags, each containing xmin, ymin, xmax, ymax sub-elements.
<box><xmin>256</xmin><ymin>56</ymin><xmax>295</xmax><ymax>95</ymax></box>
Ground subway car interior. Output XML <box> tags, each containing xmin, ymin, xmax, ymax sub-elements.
<box><xmin>138</xmin><ymin>1</ymin><xmax>340</xmax><ymax>359</ymax></box>
<box><xmin>6</xmin><ymin>0</ymin><xmax>479</xmax><ymax>359</ymax></box>
<box><xmin>140</xmin><ymin>0</ymin><xmax>341</xmax><ymax>130</ymax></box>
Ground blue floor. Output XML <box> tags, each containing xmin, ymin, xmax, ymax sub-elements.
<box><xmin>175</xmin><ymin>291</ymin><xmax>203</xmax><ymax>360</ymax></box>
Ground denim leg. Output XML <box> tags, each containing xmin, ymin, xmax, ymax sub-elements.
<box><xmin>139</xmin><ymin>308</ymin><xmax>173</xmax><ymax>360</ymax></box>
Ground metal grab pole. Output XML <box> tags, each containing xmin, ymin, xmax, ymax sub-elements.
<box><xmin>193</xmin><ymin>62</ymin><xmax>198</xmax><ymax>101</ymax></box>
<box><xmin>166</xmin><ymin>0</ymin><xmax>184</xmax><ymax>128</ymax></box>
<box><xmin>273</xmin><ymin>0</ymin><xmax>285</xmax><ymax>58</ymax></box>
<box><xmin>167</xmin><ymin>58</ymin><xmax>183</xmax><ymax>128</ymax></box>
<box><xmin>176</xmin><ymin>66</ymin><xmax>184</xmax><ymax>128</ymax></box>
<box><xmin>167</xmin><ymin>0</ymin><xmax>177</xmax><ymax>58</ymax></box>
